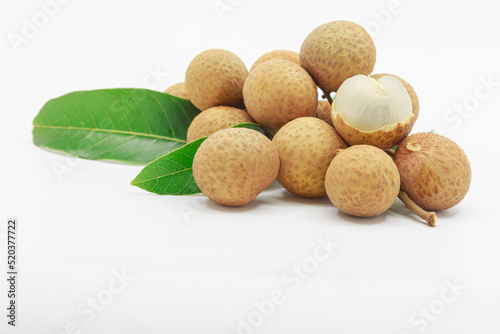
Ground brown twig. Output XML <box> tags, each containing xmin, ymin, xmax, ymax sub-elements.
<box><xmin>321</xmin><ymin>88</ymin><xmax>333</xmax><ymax>105</ymax></box>
<box><xmin>398</xmin><ymin>191</ymin><xmax>436</xmax><ymax>227</ymax></box>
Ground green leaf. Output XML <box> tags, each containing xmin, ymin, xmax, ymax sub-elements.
<box><xmin>231</xmin><ymin>122</ymin><xmax>274</xmax><ymax>139</ymax></box>
<box><xmin>131</xmin><ymin>137</ymin><xmax>206</xmax><ymax>195</ymax></box>
<box><xmin>33</xmin><ymin>89</ymin><xmax>200</xmax><ymax>164</ymax></box>
<box><xmin>131</xmin><ymin>123</ymin><xmax>267</xmax><ymax>195</ymax></box>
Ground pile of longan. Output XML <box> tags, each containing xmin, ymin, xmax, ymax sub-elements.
<box><xmin>164</xmin><ymin>20</ymin><xmax>471</xmax><ymax>225</ymax></box>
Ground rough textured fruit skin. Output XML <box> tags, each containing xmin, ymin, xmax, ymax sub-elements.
<box><xmin>164</xmin><ymin>82</ymin><xmax>190</xmax><ymax>100</ymax></box>
<box><xmin>316</xmin><ymin>100</ymin><xmax>333</xmax><ymax>126</ymax></box>
<box><xmin>187</xmin><ymin>106</ymin><xmax>253</xmax><ymax>143</ymax></box>
<box><xmin>193</xmin><ymin>128</ymin><xmax>280</xmax><ymax>207</ymax></box>
<box><xmin>300</xmin><ymin>21</ymin><xmax>376</xmax><ymax>93</ymax></box>
<box><xmin>325</xmin><ymin>145</ymin><xmax>400</xmax><ymax>217</ymax></box>
<box><xmin>273</xmin><ymin>117</ymin><xmax>347</xmax><ymax>198</ymax></box>
<box><xmin>331</xmin><ymin>110</ymin><xmax>415</xmax><ymax>150</ymax></box>
<box><xmin>185</xmin><ymin>49</ymin><xmax>248</xmax><ymax>111</ymax></box>
<box><xmin>394</xmin><ymin>133</ymin><xmax>471</xmax><ymax>211</ymax></box>
<box><xmin>243</xmin><ymin>59</ymin><xmax>318</xmax><ymax>130</ymax></box>
<box><xmin>250</xmin><ymin>50</ymin><xmax>300</xmax><ymax>72</ymax></box>
<box><xmin>371</xmin><ymin>73</ymin><xmax>419</xmax><ymax>122</ymax></box>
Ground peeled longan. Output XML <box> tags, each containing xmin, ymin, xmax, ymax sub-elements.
<box><xmin>332</xmin><ymin>75</ymin><xmax>414</xmax><ymax>150</ymax></box>
<box><xmin>187</xmin><ymin>106</ymin><xmax>253</xmax><ymax>143</ymax></box>
<box><xmin>371</xmin><ymin>73</ymin><xmax>419</xmax><ymax>122</ymax></box>
<box><xmin>192</xmin><ymin>128</ymin><xmax>279</xmax><ymax>207</ymax></box>
<box><xmin>185</xmin><ymin>49</ymin><xmax>248</xmax><ymax>111</ymax></box>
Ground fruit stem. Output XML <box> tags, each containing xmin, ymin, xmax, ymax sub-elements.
<box><xmin>321</xmin><ymin>88</ymin><xmax>334</xmax><ymax>105</ymax></box>
<box><xmin>398</xmin><ymin>191</ymin><xmax>437</xmax><ymax>227</ymax></box>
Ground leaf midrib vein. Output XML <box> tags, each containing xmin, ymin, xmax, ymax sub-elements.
<box><xmin>34</xmin><ymin>124</ymin><xmax>186</xmax><ymax>143</ymax></box>
<box><xmin>133</xmin><ymin>167</ymin><xmax>191</xmax><ymax>185</ymax></box>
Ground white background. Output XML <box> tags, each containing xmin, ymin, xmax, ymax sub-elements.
<box><xmin>1</xmin><ymin>0</ymin><xmax>499</xmax><ymax>333</ymax></box>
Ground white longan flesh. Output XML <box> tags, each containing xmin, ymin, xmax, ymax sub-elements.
<box><xmin>334</xmin><ymin>75</ymin><xmax>412</xmax><ymax>131</ymax></box>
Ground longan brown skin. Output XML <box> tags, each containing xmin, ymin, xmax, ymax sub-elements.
<box><xmin>332</xmin><ymin>110</ymin><xmax>415</xmax><ymax>150</ymax></box>
<box><xmin>243</xmin><ymin>59</ymin><xmax>318</xmax><ymax>130</ymax></box>
<box><xmin>325</xmin><ymin>145</ymin><xmax>400</xmax><ymax>217</ymax></box>
<box><xmin>316</xmin><ymin>100</ymin><xmax>333</xmax><ymax>126</ymax></box>
<box><xmin>300</xmin><ymin>20</ymin><xmax>376</xmax><ymax>93</ymax></box>
<box><xmin>192</xmin><ymin>128</ymin><xmax>280</xmax><ymax>207</ymax></box>
<box><xmin>185</xmin><ymin>49</ymin><xmax>248</xmax><ymax>111</ymax></box>
<box><xmin>394</xmin><ymin>133</ymin><xmax>471</xmax><ymax>211</ymax></box>
<box><xmin>273</xmin><ymin>117</ymin><xmax>347</xmax><ymax>198</ymax></box>
<box><xmin>250</xmin><ymin>50</ymin><xmax>300</xmax><ymax>72</ymax></box>
<box><xmin>187</xmin><ymin>106</ymin><xmax>253</xmax><ymax>143</ymax></box>
<box><xmin>164</xmin><ymin>82</ymin><xmax>190</xmax><ymax>100</ymax></box>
